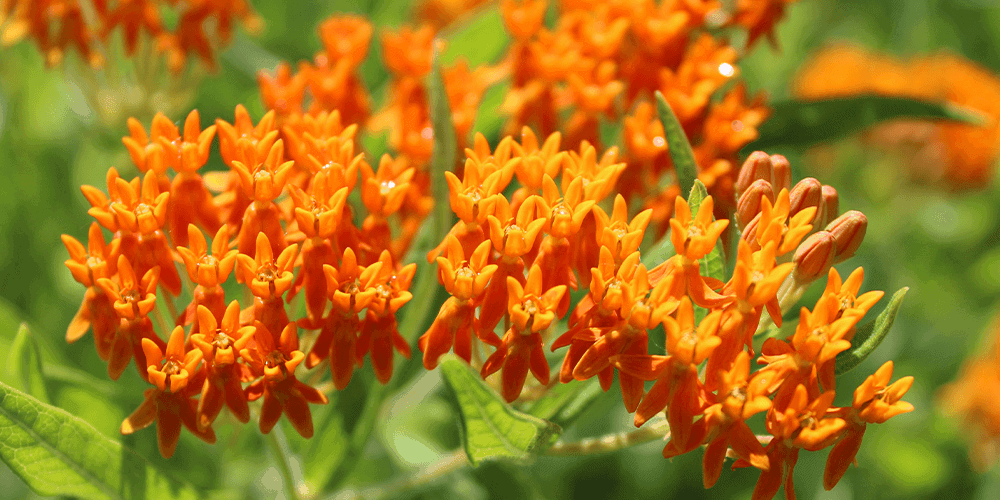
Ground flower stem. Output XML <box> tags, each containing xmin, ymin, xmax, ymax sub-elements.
<box><xmin>543</xmin><ymin>416</ymin><xmax>671</xmax><ymax>456</ymax></box>
<box><xmin>266</xmin><ymin>429</ymin><xmax>301</xmax><ymax>500</ymax></box>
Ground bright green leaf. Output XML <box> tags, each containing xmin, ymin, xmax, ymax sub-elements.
<box><xmin>655</xmin><ymin>91</ymin><xmax>698</xmax><ymax>199</ymax></box>
<box><xmin>439</xmin><ymin>358</ymin><xmax>561</xmax><ymax>465</ymax></box>
<box><xmin>835</xmin><ymin>287</ymin><xmax>909</xmax><ymax>375</ymax></box>
<box><xmin>0</xmin><ymin>381</ymin><xmax>201</xmax><ymax>500</ymax></box>
<box><xmin>6</xmin><ymin>323</ymin><xmax>49</xmax><ymax>404</ymax></box>
<box><xmin>747</xmin><ymin>96</ymin><xmax>986</xmax><ymax>151</ymax></box>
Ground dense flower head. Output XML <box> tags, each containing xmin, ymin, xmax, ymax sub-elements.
<box><xmin>54</xmin><ymin>8</ymin><xmax>910</xmax><ymax>498</ymax></box>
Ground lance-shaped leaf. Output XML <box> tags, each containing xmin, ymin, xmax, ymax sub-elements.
<box><xmin>5</xmin><ymin>323</ymin><xmax>49</xmax><ymax>404</ymax></box>
<box><xmin>835</xmin><ymin>287</ymin><xmax>909</xmax><ymax>375</ymax></box>
<box><xmin>0</xmin><ymin>381</ymin><xmax>200</xmax><ymax>499</ymax></box>
<box><xmin>429</xmin><ymin>42</ymin><xmax>457</xmax><ymax>245</ymax></box>
<box><xmin>523</xmin><ymin>378</ymin><xmax>604</xmax><ymax>428</ymax></box>
<box><xmin>747</xmin><ymin>96</ymin><xmax>986</xmax><ymax>151</ymax></box>
<box><xmin>655</xmin><ymin>91</ymin><xmax>699</xmax><ymax>199</ymax></box>
<box><xmin>439</xmin><ymin>357</ymin><xmax>561</xmax><ymax>465</ymax></box>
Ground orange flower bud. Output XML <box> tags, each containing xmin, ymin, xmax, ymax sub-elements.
<box><xmin>737</xmin><ymin>178</ymin><xmax>774</xmax><ymax>229</ymax></box>
<box><xmin>770</xmin><ymin>154</ymin><xmax>792</xmax><ymax>192</ymax></box>
<box><xmin>821</xmin><ymin>185</ymin><xmax>839</xmax><ymax>227</ymax></box>
<box><xmin>793</xmin><ymin>231</ymin><xmax>837</xmax><ymax>282</ymax></box>
<box><xmin>735</xmin><ymin>151</ymin><xmax>773</xmax><ymax>196</ymax></box>
<box><xmin>826</xmin><ymin>210</ymin><xmax>867</xmax><ymax>263</ymax></box>
<box><xmin>789</xmin><ymin>177</ymin><xmax>824</xmax><ymax>228</ymax></box>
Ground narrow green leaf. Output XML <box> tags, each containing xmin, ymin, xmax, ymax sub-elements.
<box><xmin>655</xmin><ymin>91</ymin><xmax>699</xmax><ymax>199</ymax></box>
<box><xmin>439</xmin><ymin>357</ymin><xmax>561</xmax><ymax>465</ymax></box>
<box><xmin>6</xmin><ymin>323</ymin><xmax>50</xmax><ymax>404</ymax></box>
<box><xmin>686</xmin><ymin>178</ymin><xmax>707</xmax><ymax>210</ymax></box>
<box><xmin>641</xmin><ymin>234</ymin><xmax>676</xmax><ymax>270</ymax></box>
<box><xmin>700</xmin><ymin>239</ymin><xmax>726</xmax><ymax>285</ymax></box>
<box><xmin>835</xmin><ymin>287</ymin><xmax>909</xmax><ymax>375</ymax></box>
<box><xmin>747</xmin><ymin>96</ymin><xmax>987</xmax><ymax>151</ymax></box>
<box><xmin>0</xmin><ymin>381</ymin><xmax>200</xmax><ymax>500</ymax></box>
<box><xmin>429</xmin><ymin>43</ymin><xmax>458</xmax><ymax>245</ymax></box>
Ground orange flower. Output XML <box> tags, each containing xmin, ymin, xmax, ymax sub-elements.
<box><xmin>237</xmin><ymin>232</ymin><xmax>298</xmax><ymax>337</ymax></box>
<box><xmin>121</xmin><ymin>325</ymin><xmax>215</xmax><ymax>459</ymax></box>
<box><xmin>481</xmin><ymin>264</ymin><xmax>565</xmax><ymax>402</ymax></box>
<box><xmin>358</xmin><ymin>251</ymin><xmax>416</xmax><ymax>384</ymax></box>
<box><xmin>62</xmin><ymin>222</ymin><xmax>120</xmax><ymax>357</ymax></box>
<box><xmin>241</xmin><ymin>321</ymin><xmax>329</xmax><ymax>438</ymax></box>
<box><xmin>190</xmin><ymin>302</ymin><xmax>256</xmax><ymax>430</ymax></box>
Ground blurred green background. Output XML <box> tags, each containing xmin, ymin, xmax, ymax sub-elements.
<box><xmin>2</xmin><ymin>0</ymin><xmax>1000</xmax><ymax>498</ymax></box>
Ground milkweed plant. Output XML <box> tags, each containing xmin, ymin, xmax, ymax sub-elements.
<box><xmin>15</xmin><ymin>0</ymin><xmax>1000</xmax><ymax>499</ymax></box>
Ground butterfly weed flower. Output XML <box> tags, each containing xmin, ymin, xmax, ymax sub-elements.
<box><xmin>62</xmin><ymin>222</ymin><xmax>121</xmax><ymax>361</ymax></box>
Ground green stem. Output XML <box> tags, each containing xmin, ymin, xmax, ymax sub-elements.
<box><xmin>266</xmin><ymin>429</ymin><xmax>300</xmax><ymax>500</ymax></box>
<box><xmin>543</xmin><ymin>416</ymin><xmax>671</xmax><ymax>456</ymax></box>
<box><xmin>328</xmin><ymin>450</ymin><xmax>469</xmax><ymax>500</ymax></box>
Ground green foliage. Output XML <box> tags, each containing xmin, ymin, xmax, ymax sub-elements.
<box><xmin>835</xmin><ymin>287</ymin><xmax>909</xmax><ymax>375</ymax></box>
<box><xmin>523</xmin><ymin>378</ymin><xmax>604</xmax><ymax>428</ymax></box>
<box><xmin>0</xmin><ymin>381</ymin><xmax>200</xmax><ymax>500</ymax></box>
<box><xmin>5</xmin><ymin>324</ymin><xmax>50</xmax><ymax>404</ymax></box>
<box><xmin>748</xmin><ymin>96</ymin><xmax>986</xmax><ymax>151</ymax></box>
<box><xmin>429</xmin><ymin>46</ymin><xmax>458</xmax><ymax>245</ymax></box>
<box><xmin>655</xmin><ymin>91</ymin><xmax>699</xmax><ymax>198</ymax></box>
<box><xmin>439</xmin><ymin>358</ymin><xmax>561</xmax><ymax>465</ymax></box>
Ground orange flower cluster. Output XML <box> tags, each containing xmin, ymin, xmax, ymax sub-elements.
<box><xmin>497</xmin><ymin>0</ymin><xmax>784</xmax><ymax>231</ymax></box>
<box><xmin>940</xmin><ymin>317</ymin><xmax>1000</xmax><ymax>471</ymax></box>
<box><xmin>0</xmin><ymin>0</ymin><xmax>258</xmax><ymax>71</ymax></box>
<box><xmin>62</xmin><ymin>105</ymin><xmax>423</xmax><ymax>458</ymax></box>
<box><xmin>418</xmin><ymin>139</ymin><xmax>913</xmax><ymax>497</ymax></box>
<box><xmin>793</xmin><ymin>44</ymin><xmax>1000</xmax><ymax>187</ymax></box>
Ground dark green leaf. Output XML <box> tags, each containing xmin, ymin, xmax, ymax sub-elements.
<box><xmin>835</xmin><ymin>287</ymin><xmax>909</xmax><ymax>375</ymax></box>
<box><xmin>429</xmin><ymin>43</ymin><xmax>458</xmax><ymax>245</ymax></box>
<box><xmin>0</xmin><ymin>381</ymin><xmax>200</xmax><ymax>500</ymax></box>
<box><xmin>655</xmin><ymin>91</ymin><xmax>699</xmax><ymax>199</ymax></box>
<box><xmin>747</xmin><ymin>96</ymin><xmax>987</xmax><ymax>151</ymax></box>
<box><xmin>439</xmin><ymin>358</ymin><xmax>561</xmax><ymax>465</ymax></box>
<box><xmin>6</xmin><ymin>323</ymin><xmax>49</xmax><ymax>404</ymax></box>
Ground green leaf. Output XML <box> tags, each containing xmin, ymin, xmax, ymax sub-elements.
<box><xmin>655</xmin><ymin>91</ymin><xmax>699</xmax><ymax>199</ymax></box>
<box><xmin>439</xmin><ymin>358</ymin><xmax>561</xmax><ymax>465</ymax></box>
<box><xmin>0</xmin><ymin>381</ymin><xmax>200</xmax><ymax>500</ymax></box>
<box><xmin>429</xmin><ymin>43</ymin><xmax>458</xmax><ymax>245</ymax></box>
<box><xmin>835</xmin><ymin>287</ymin><xmax>909</xmax><ymax>375</ymax></box>
<box><xmin>6</xmin><ymin>323</ymin><xmax>49</xmax><ymax>404</ymax></box>
<box><xmin>747</xmin><ymin>96</ymin><xmax>987</xmax><ymax>151</ymax></box>
<box><xmin>523</xmin><ymin>378</ymin><xmax>604</xmax><ymax>428</ymax></box>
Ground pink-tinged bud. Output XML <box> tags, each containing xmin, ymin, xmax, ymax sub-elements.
<box><xmin>826</xmin><ymin>210</ymin><xmax>867</xmax><ymax>263</ymax></box>
<box><xmin>740</xmin><ymin>212</ymin><xmax>761</xmax><ymax>249</ymax></box>
<box><xmin>793</xmin><ymin>231</ymin><xmax>837</xmax><ymax>282</ymax></box>
<box><xmin>737</xmin><ymin>179</ymin><xmax>774</xmax><ymax>229</ymax></box>
<box><xmin>789</xmin><ymin>177</ymin><xmax>823</xmax><ymax>226</ymax></box>
<box><xmin>770</xmin><ymin>155</ymin><xmax>791</xmax><ymax>192</ymax></box>
<box><xmin>821</xmin><ymin>185</ymin><xmax>839</xmax><ymax>227</ymax></box>
<box><xmin>736</xmin><ymin>151</ymin><xmax>773</xmax><ymax>195</ymax></box>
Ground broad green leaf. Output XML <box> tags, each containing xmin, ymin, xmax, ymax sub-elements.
<box><xmin>0</xmin><ymin>381</ymin><xmax>200</xmax><ymax>500</ymax></box>
<box><xmin>6</xmin><ymin>323</ymin><xmax>49</xmax><ymax>404</ymax></box>
<box><xmin>439</xmin><ymin>358</ymin><xmax>561</xmax><ymax>465</ymax></box>
<box><xmin>429</xmin><ymin>44</ymin><xmax>458</xmax><ymax>245</ymax></box>
<box><xmin>747</xmin><ymin>96</ymin><xmax>986</xmax><ymax>151</ymax></box>
<box><xmin>835</xmin><ymin>287</ymin><xmax>909</xmax><ymax>375</ymax></box>
<box><xmin>655</xmin><ymin>91</ymin><xmax>698</xmax><ymax>199</ymax></box>
<box><xmin>524</xmin><ymin>378</ymin><xmax>604</xmax><ymax>428</ymax></box>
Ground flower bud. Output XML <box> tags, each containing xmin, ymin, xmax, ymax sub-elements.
<box><xmin>736</xmin><ymin>151</ymin><xmax>772</xmax><ymax>196</ymax></box>
<box><xmin>793</xmin><ymin>231</ymin><xmax>837</xmax><ymax>282</ymax></box>
<box><xmin>770</xmin><ymin>154</ymin><xmax>791</xmax><ymax>192</ymax></box>
<box><xmin>740</xmin><ymin>212</ymin><xmax>761</xmax><ymax>249</ymax></box>
<box><xmin>820</xmin><ymin>185</ymin><xmax>839</xmax><ymax>227</ymax></box>
<box><xmin>789</xmin><ymin>177</ymin><xmax>823</xmax><ymax>227</ymax></box>
<box><xmin>826</xmin><ymin>210</ymin><xmax>867</xmax><ymax>263</ymax></box>
<box><xmin>737</xmin><ymin>179</ymin><xmax>774</xmax><ymax>229</ymax></box>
